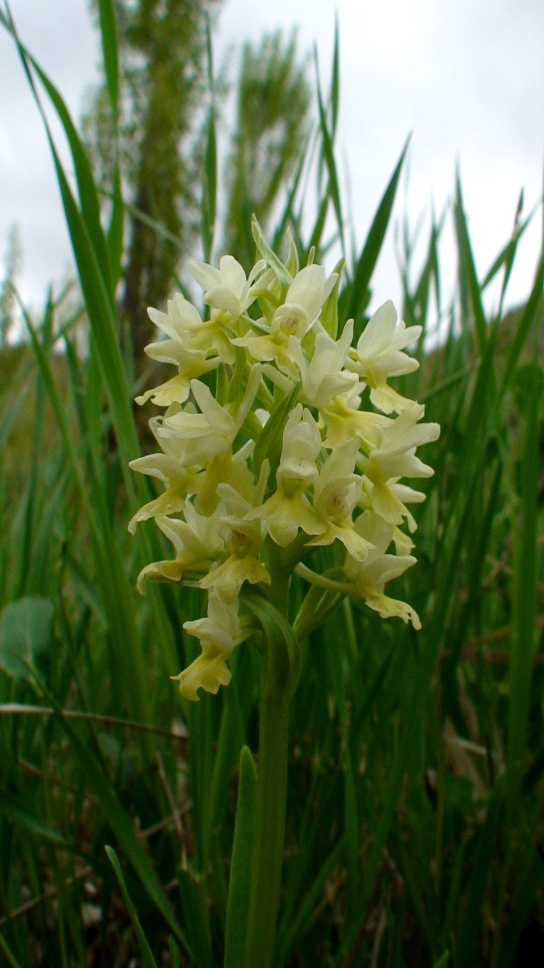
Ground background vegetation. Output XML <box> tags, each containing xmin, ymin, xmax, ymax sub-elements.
<box><xmin>0</xmin><ymin>0</ymin><xmax>543</xmax><ymax>965</ymax></box>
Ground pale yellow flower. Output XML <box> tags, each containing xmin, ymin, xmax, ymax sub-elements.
<box><xmin>159</xmin><ymin>365</ymin><xmax>260</xmax><ymax>469</ymax></box>
<box><xmin>174</xmin><ymin>590</ymin><xmax>251</xmax><ymax>701</ymax></box>
<box><xmin>247</xmin><ymin>404</ymin><xmax>325</xmax><ymax>546</ymax></box>
<box><xmin>321</xmin><ymin>386</ymin><xmax>390</xmax><ymax>451</ymax></box>
<box><xmin>307</xmin><ymin>441</ymin><xmax>370</xmax><ymax>560</ymax></box>
<box><xmin>188</xmin><ymin>255</ymin><xmax>265</xmax><ymax>321</ymax></box>
<box><xmin>127</xmin><ymin>415</ymin><xmax>203</xmax><ymax>533</ymax></box>
<box><xmin>271</xmin><ymin>264</ymin><xmax>337</xmax><ymax>340</ymax></box>
<box><xmin>135</xmin><ymin>504</ymin><xmax>224</xmax><ymax>593</ymax></box>
<box><xmin>345</xmin><ymin>511</ymin><xmax>421</xmax><ymax>628</ymax></box>
<box><xmin>146</xmin><ymin>292</ymin><xmax>234</xmax><ymax>367</ymax></box>
<box><xmin>200</xmin><ymin>471</ymin><xmax>271</xmax><ymax>603</ymax></box>
<box><xmin>288</xmin><ymin>320</ymin><xmax>358</xmax><ymax>409</ymax></box>
<box><xmin>346</xmin><ymin>300</ymin><xmax>422</xmax><ymax>414</ymax></box>
<box><xmin>234</xmin><ymin>265</ymin><xmax>338</xmax><ymax>376</ymax></box>
<box><xmin>136</xmin><ymin>347</ymin><xmax>220</xmax><ymax>408</ymax></box>
<box><xmin>357</xmin><ymin>404</ymin><xmax>440</xmax><ymax>531</ymax></box>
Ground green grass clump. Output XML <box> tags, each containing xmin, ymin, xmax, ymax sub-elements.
<box><xmin>1</xmin><ymin>4</ymin><xmax>543</xmax><ymax>966</ymax></box>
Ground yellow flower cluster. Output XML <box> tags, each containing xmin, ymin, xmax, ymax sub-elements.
<box><xmin>130</xmin><ymin>219</ymin><xmax>440</xmax><ymax>700</ymax></box>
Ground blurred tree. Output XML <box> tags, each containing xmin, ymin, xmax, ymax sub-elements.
<box><xmin>84</xmin><ymin>0</ymin><xmax>221</xmax><ymax>370</ymax></box>
<box><xmin>84</xmin><ymin>6</ymin><xmax>311</xmax><ymax>370</ymax></box>
<box><xmin>0</xmin><ymin>225</ymin><xmax>22</xmax><ymax>347</ymax></box>
<box><xmin>223</xmin><ymin>30</ymin><xmax>311</xmax><ymax>268</ymax></box>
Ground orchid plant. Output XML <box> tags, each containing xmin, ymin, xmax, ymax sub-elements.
<box><xmin>130</xmin><ymin>216</ymin><xmax>440</xmax><ymax>968</ymax></box>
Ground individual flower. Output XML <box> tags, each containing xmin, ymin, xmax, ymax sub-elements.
<box><xmin>156</xmin><ymin>366</ymin><xmax>261</xmax><ymax>513</ymax></box>
<box><xmin>173</xmin><ymin>589</ymin><xmax>252</xmax><ymax>700</ymax></box>
<box><xmin>188</xmin><ymin>254</ymin><xmax>266</xmax><ymax>321</ymax></box>
<box><xmin>357</xmin><ymin>404</ymin><xmax>440</xmax><ymax>531</ymax></box>
<box><xmin>135</xmin><ymin>503</ymin><xmax>224</xmax><ymax>593</ymax></box>
<box><xmin>160</xmin><ymin>366</ymin><xmax>260</xmax><ymax>467</ymax></box>
<box><xmin>127</xmin><ymin>415</ymin><xmax>203</xmax><ymax>533</ymax></box>
<box><xmin>200</xmin><ymin>469</ymin><xmax>271</xmax><ymax>604</ymax></box>
<box><xmin>234</xmin><ymin>265</ymin><xmax>338</xmax><ymax>375</ymax></box>
<box><xmin>270</xmin><ymin>264</ymin><xmax>338</xmax><ymax>340</ymax></box>
<box><xmin>145</xmin><ymin>292</ymin><xmax>204</xmax><ymax>343</ymax></box>
<box><xmin>321</xmin><ymin>384</ymin><xmax>390</xmax><ymax>451</ymax></box>
<box><xmin>307</xmin><ymin>440</ymin><xmax>370</xmax><ymax>560</ymax></box>
<box><xmin>344</xmin><ymin>511</ymin><xmax>421</xmax><ymax>627</ymax></box>
<box><xmin>346</xmin><ymin>300</ymin><xmax>422</xmax><ymax>414</ymax></box>
<box><xmin>288</xmin><ymin>319</ymin><xmax>358</xmax><ymax>409</ymax></box>
<box><xmin>136</xmin><ymin>346</ymin><xmax>220</xmax><ymax>408</ymax></box>
<box><xmin>247</xmin><ymin>404</ymin><xmax>326</xmax><ymax>546</ymax></box>
<box><xmin>145</xmin><ymin>292</ymin><xmax>234</xmax><ymax>370</ymax></box>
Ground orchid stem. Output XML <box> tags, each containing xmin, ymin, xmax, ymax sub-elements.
<box><xmin>243</xmin><ymin>680</ymin><xmax>290</xmax><ymax>968</ymax></box>
<box><xmin>243</xmin><ymin>572</ymin><xmax>291</xmax><ymax>968</ymax></box>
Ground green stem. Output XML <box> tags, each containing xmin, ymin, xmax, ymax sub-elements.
<box><xmin>243</xmin><ymin>569</ymin><xmax>292</xmax><ymax>968</ymax></box>
<box><xmin>243</xmin><ymin>682</ymin><xmax>290</xmax><ymax>968</ymax></box>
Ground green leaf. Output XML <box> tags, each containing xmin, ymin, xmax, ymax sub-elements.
<box><xmin>224</xmin><ymin>746</ymin><xmax>258</xmax><ymax>968</ymax></box>
<box><xmin>105</xmin><ymin>846</ymin><xmax>159</xmax><ymax>968</ymax></box>
<box><xmin>38</xmin><ymin>684</ymin><xmax>187</xmax><ymax>947</ymax></box>
<box><xmin>169</xmin><ymin>938</ymin><xmax>181</xmax><ymax>968</ymax></box>
<box><xmin>177</xmin><ymin>866</ymin><xmax>213</xmax><ymax>968</ymax></box>
<box><xmin>293</xmin><ymin>580</ymin><xmax>344</xmax><ymax>640</ymax></box>
<box><xmin>0</xmin><ymin>930</ymin><xmax>24</xmax><ymax>968</ymax></box>
<box><xmin>1</xmin><ymin>16</ymin><xmax>113</xmax><ymax>295</ymax></box>
<box><xmin>252</xmin><ymin>381</ymin><xmax>300</xmax><ymax>488</ymax></box>
<box><xmin>343</xmin><ymin>748</ymin><xmax>359</xmax><ymax>907</ymax></box>
<box><xmin>201</xmin><ymin>104</ymin><xmax>217</xmax><ymax>264</ymax></box>
<box><xmin>345</xmin><ymin>136</ymin><xmax>410</xmax><ymax>327</ymax></box>
<box><xmin>201</xmin><ymin>20</ymin><xmax>216</xmax><ymax>264</ymax></box>
<box><xmin>0</xmin><ymin>791</ymin><xmax>67</xmax><ymax>845</ymax></box>
<box><xmin>277</xmin><ymin>839</ymin><xmax>344</xmax><ymax>964</ymax></box>
<box><xmin>506</xmin><ymin>359</ymin><xmax>541</xmax><ymax>820</ymax></box>
<box><xmin>252</xmin><ymin>216</ymin><xmax>293</xmax><ymax>290</ymax></box>
<box><xmin>497</xmin><ymin>249</ymin><xmax>544</xmax><ymax>404</ymax></box>
<box><xmin>315</xmin><ymin>51</ymin><xmax>344</xmax><ymax>254</ymax></box>
<box><xmin>0</xmin><ymin>597</ymin><xmax>54</xmax><ymax>681</ymax></box>
<box><xmin>97</xmin><ymin>0</ymin><xmax>119</xmax><ymax>127</ymax></box>
<box><xmin>242</xmin><ymin>591</ymin><xmax>300</xmax><ymax>700</ymax></box>
<box><xmin>454</xmin><ymin>172</ymin><xmax>487</xmax><ymax>354</ymax></box>
<box><xmin>107</xmin><ymin>164</ymin><xmax>124</xmax><ymax>292</ymax></box>
<box><xmin>320</xmin><ymin>258</ymin><xmax>344</xmax><ymax>338</ymax></box>
<box><xmin>456</xmin><ymin>787</ymin><xmax>502</xmax><ymax>964</ymax></box>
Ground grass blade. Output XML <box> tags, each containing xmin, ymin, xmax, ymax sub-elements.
<box><xmin>344</xmin><ymin>136</ymin><xmax>410</xmax><ymax>328</ymax></box>
<box><xmin>106</xmin><ymin>846</ymin><xmax>159</xmax><ymax>968</ymax></box>
<box><xmin>225</xmin><ymin>746</ymin><xmax>257</xmax><ymax>968</ymax></box>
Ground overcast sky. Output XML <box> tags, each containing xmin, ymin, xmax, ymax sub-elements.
<box><xmin>1</xmin><ymin>0</ymin><xmax>543</xmax><ymax>324</ymax></box>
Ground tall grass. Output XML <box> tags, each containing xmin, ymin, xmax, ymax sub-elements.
<box><xmin>1</xmin><ymin>4</ymin><xmax>543</xmax><ymax>966</ymax></box>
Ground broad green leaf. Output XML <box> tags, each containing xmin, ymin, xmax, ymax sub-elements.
<box><xmin>0</xmin><ymin>596</ymin><xmax>54</xmax><ymax>681</ymax></box>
